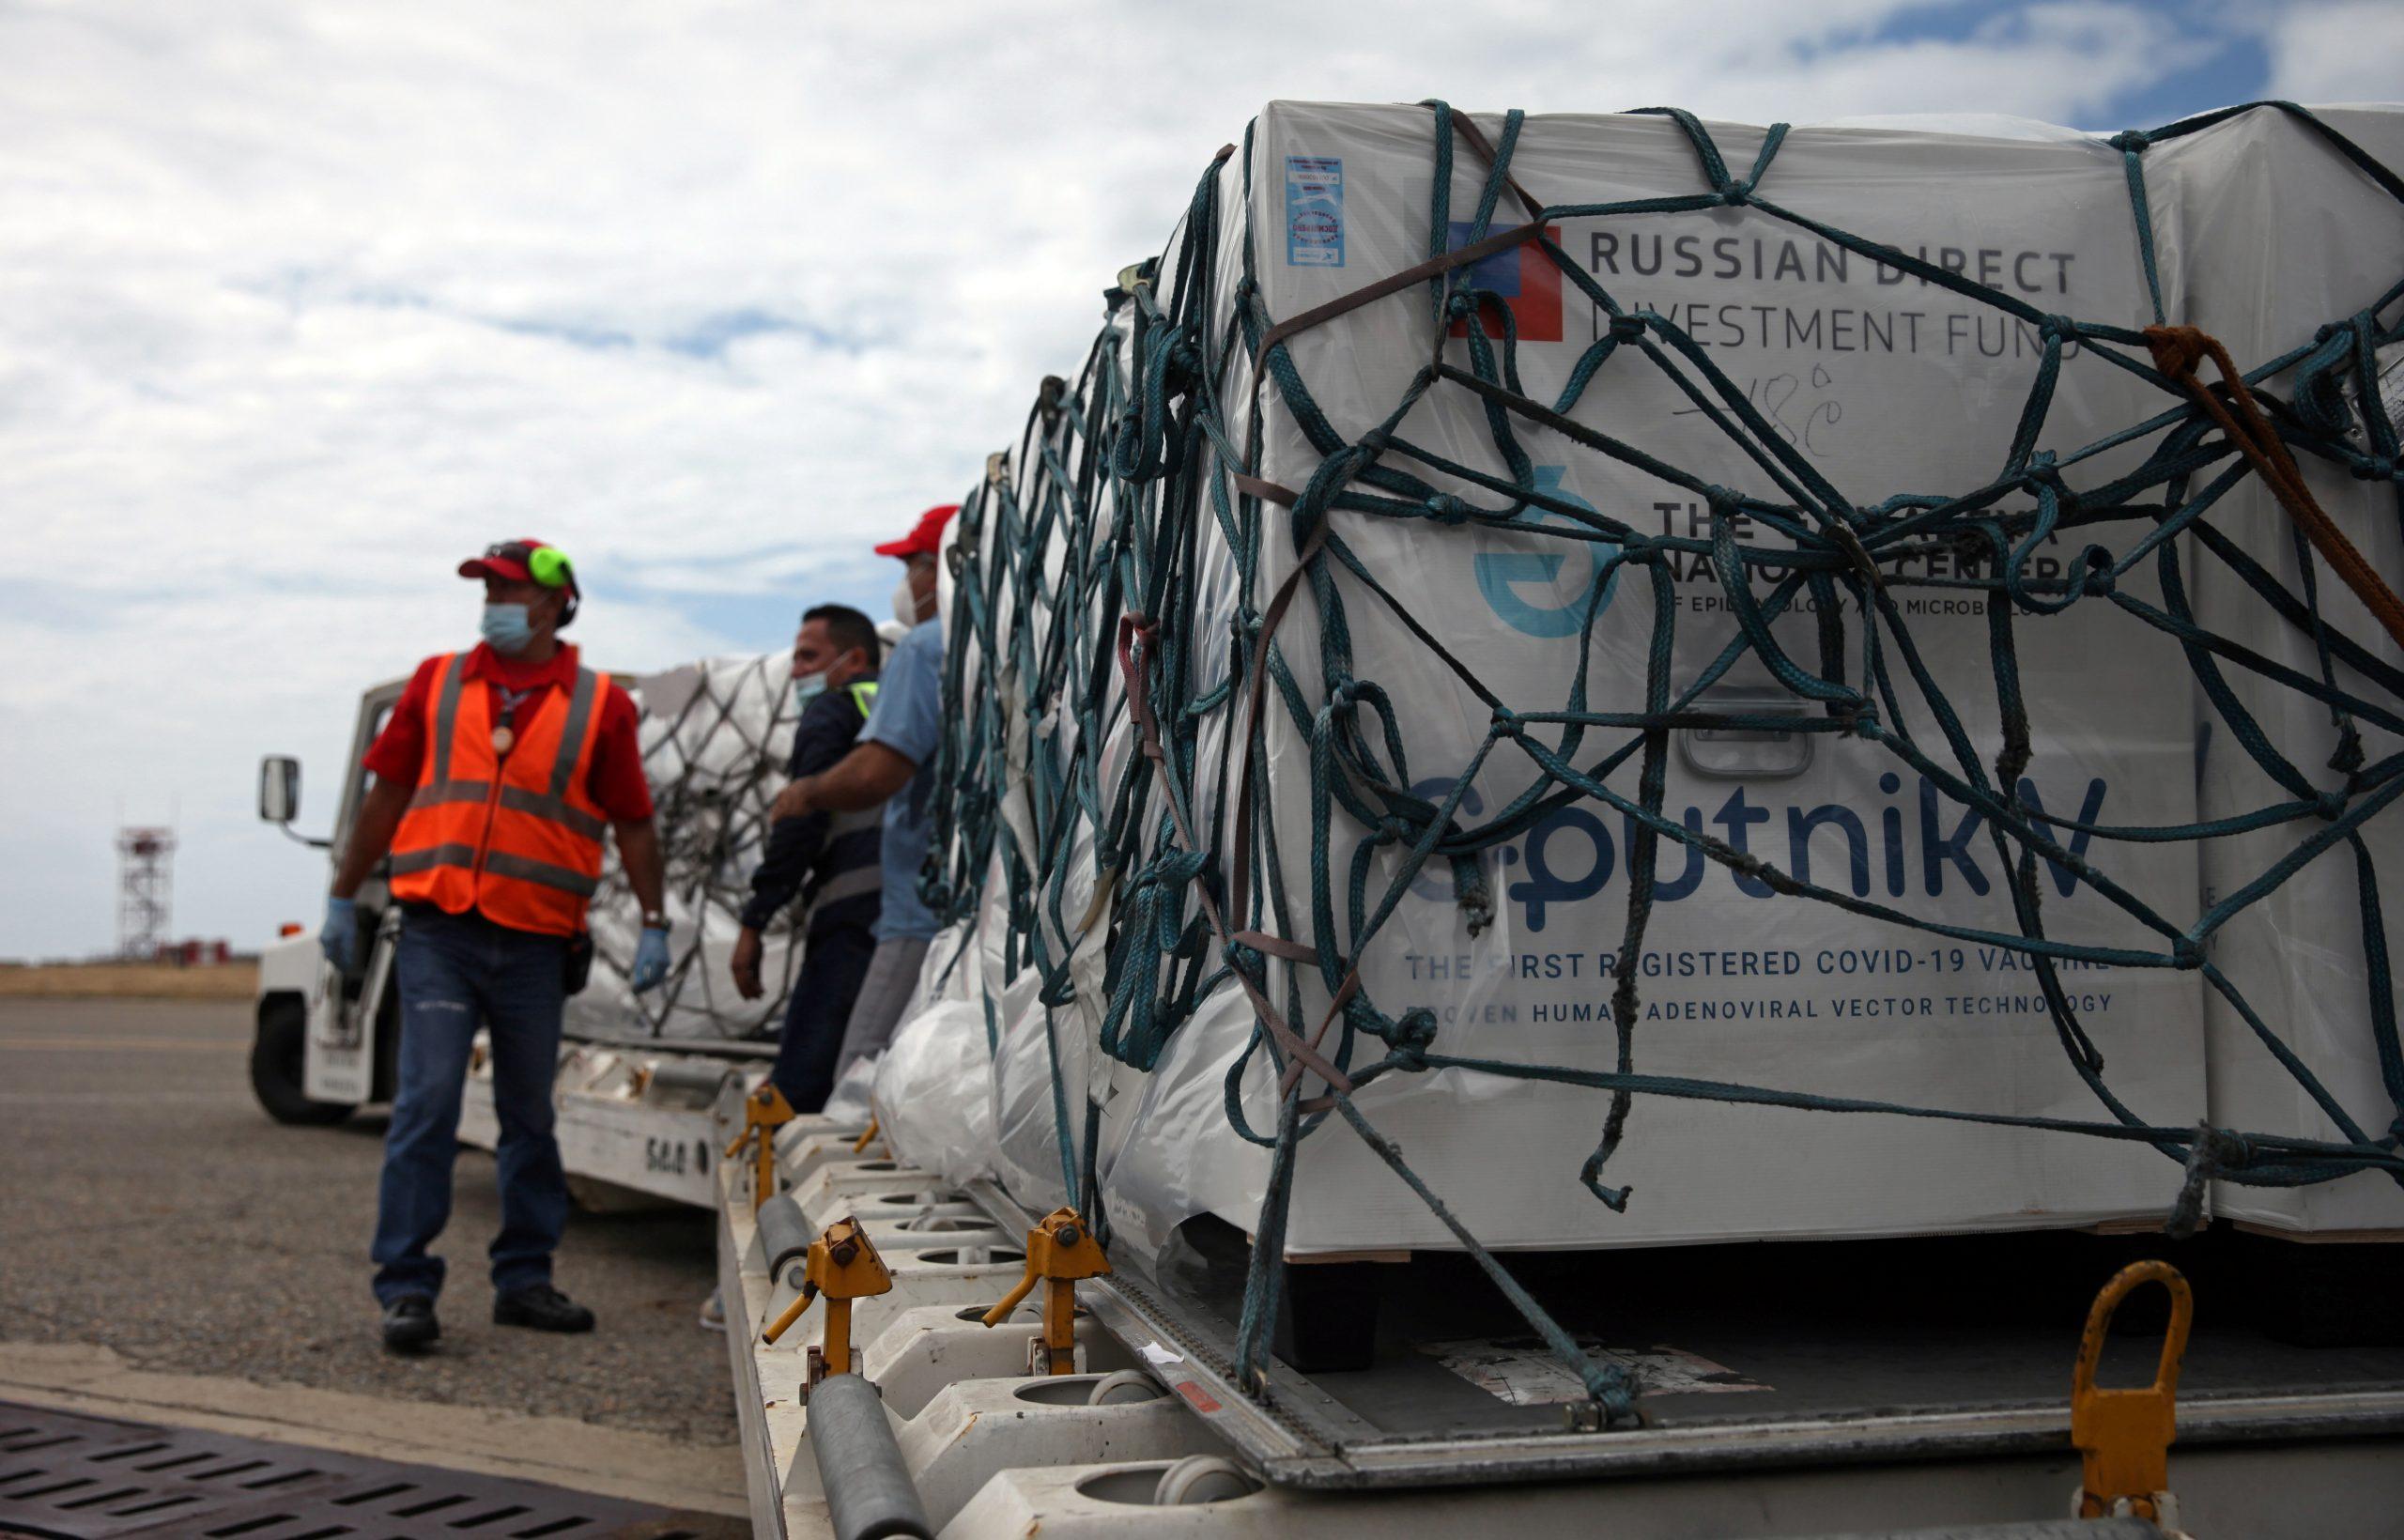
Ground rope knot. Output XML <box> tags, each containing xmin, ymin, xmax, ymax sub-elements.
<box><xmin>2167</xmin><ymin>1122</ymin><xmax>2251</xmax><ymax>1239</ymax></box>
<box><xmin>2352</xmin><ymin>455</ymin><xmax>2397</xmax><ymax>483</ymax></box>
<box><xmin>1608</xmin><ymin>313</ymin><xmax>1647</xmax><ymax>344</ymax></box>
<box><xmin>2020</xmin><ymin>448</ymin><xmax>2062</xmax><ymax>490</ymax></box>
<box><xmin>1223</xmin><ymin>939</ymin><xmax>1264</xmax><ymax>978</ymax></box>
<box><xmin>1357</xmin><ymin>426</ymin><xmax>1392</xmax><ymax>455</ymax></box>
<box><xmin>1425</xmin><ymin>493</ymin><xmax>1473</xmax><ymax>525</ymax></box>
<box><xmin>2039</xmin><ymin>314</ymin><xmax>2079</xmax><ymax>344</ymax></box>
<box><xmin>2144</xmin><ymin>323</ymin><xmax>2208</xmax><ymax>381</ymax></box>
<box><xmin>1387</xmin><ymin>1007</ymin><xmax>1439</xmax><ymax>1069</ymax></box>
<box><xmin>2172</xmin><ymin>935</ymin><xmax>2204</xmax><ymax>969</ymax></box>
<box><xmin>2108</xmin><ymin>128</ymin><xmax>2151</xmax><ymax>154</ymax></box>
<box><xmin>1699</xmin><ymin>484</ymin><xmax>1741</xmax><ymax>512</ymax></box>
<box><xmin>1133</xmin><ymin>848</ymin><xmax>1207</xmax><ymax>899</ymax></box>
<box><xmin>2315</xmin><ymin>787</ymin><xmax>2350</xmax><ymax>821</ymax></box>
<box><xmin>1718</xmin><ymin>180</ymin><xmax>1751</xmax><ymax>208</ymax></box>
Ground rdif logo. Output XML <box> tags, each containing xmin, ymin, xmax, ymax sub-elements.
<box><xmin>1473</xmin><ymin>466</ymin><xmax>1621</xmax><ymax>638</ymax></box>
<box><xmin>1446</xmin><ymin>221</ymin><xmax>1563</xmax><ymax>343</ymax></box>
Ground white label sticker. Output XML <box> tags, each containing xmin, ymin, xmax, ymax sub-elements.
<box><xmin>1421</xmin><ymin>1337</ymin><xmax>1767</xmax><ymax>1404</ymax></box>
<box><xmin>1138</xmin><ymin>1340</ymin><xmax>1186</xmax><ymax>1368</ymax></box>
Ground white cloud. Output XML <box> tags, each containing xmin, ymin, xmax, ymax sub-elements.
<box><xmin>2261</xmin><ymin>0</ymin><xmax>2404</xmax><ymax>103</ymax></box>
<box><xmin>0</xmin><ymin>0</ymin><xmax>2267</xmax><ymax>956</ymax></box>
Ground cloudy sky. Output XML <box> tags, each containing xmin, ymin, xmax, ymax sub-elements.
<box><xmin>0</xmin><ymin>0</ymin><xmax>2394</xmax><ymax>960</ymax></box>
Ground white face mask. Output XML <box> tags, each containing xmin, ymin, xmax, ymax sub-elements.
<box><xmin>892</xmin><ymin>574</ymin><xmax>924</xmax><ymax>628</ymax></box>
<box><xmin>792</xmin><ymin>670</ymin><xmax>828</xmax><ymax>710</ymax></box>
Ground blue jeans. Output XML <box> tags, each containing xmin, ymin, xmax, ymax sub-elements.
<box><xmin>770</xmin><ymin>916</ymin><xmax>878</xmax><ymax>1112</ymax></box>
<box><xmin>371</xmin><ymin>907</ymin><xmax>569</xmax><ymax>1304</ymax></box>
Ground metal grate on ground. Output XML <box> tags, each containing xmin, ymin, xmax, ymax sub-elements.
<box><xmin>0</xmin><ymin>1401</ymin><xmax>732</xmax><ymax>1540</ymax></box>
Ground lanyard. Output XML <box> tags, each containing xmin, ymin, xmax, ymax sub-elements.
<box><xmin>492</xmin><ymin>684</ymin><xmax>538</xmax><ymax>755</ymax></box>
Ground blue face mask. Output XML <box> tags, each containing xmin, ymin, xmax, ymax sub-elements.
<box><xmin>482</xmin><ymin>603</ymin><xmax>535</xmax><ymax>654</ymax></box>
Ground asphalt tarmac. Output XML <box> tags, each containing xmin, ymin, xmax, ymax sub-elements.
<box><xmin>0</xmin><ymin>996</ymin><xmax>739</xmax><ymax>1448</ymax></box>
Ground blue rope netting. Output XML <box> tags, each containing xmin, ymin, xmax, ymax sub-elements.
<box><xmin>922</xmin><ymin>100</ymin><xmax>2404</xmax><ymax>1424</ymax></box>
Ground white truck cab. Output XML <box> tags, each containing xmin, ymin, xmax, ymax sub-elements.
<box><xmin>251</xmin><ymin>676</ymin><xmax>408</xmax><ymax>1124</ymax></box>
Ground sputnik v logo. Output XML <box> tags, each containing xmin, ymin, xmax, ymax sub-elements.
<box><xmin>1472</xmin><ymin>466</ymin><xmax>1621</xmax><ymax>638</ymax></box>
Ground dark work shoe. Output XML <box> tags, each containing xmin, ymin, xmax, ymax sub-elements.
<box><xmin>494</xmin><ymin>1283</ymin><xmax>595</xmax><ymax>1333</ymax></box>
<box><xmin>381</xmin><ymin>1294</ymin><xmax>439</xmax><ymax>1352</ymax></box>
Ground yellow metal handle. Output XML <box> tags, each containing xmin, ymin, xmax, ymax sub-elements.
<box><xmin>763</xmin><ymin>1283</ymin><xmax>818</xmax><ymax>1345</ymax></box>
<box><xmin>2073</xmin><ymin>1259</ymin><xmax>2192</xmax><ymax>1402</ymax></box>
<box><xmin>979</xmin><ymin>1262</ymin><xmax>1040</xmax><ymax>1328</ymax></box>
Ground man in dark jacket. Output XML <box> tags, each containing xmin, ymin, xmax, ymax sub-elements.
<box><xmin>731</xmin><ymin>604</ymin><xmax>884</xmax><ymax>1110</ymax></box>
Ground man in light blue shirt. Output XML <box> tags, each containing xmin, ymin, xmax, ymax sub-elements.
<box><xmin>770</xmin><ymin>503</ymin><xmax>956</xmax><ymax>1079</ymax></box>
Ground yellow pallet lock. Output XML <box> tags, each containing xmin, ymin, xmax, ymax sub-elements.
<box><xmin>724</xmin><ymin>1083</ymin><xmax>796</xmax><ymax>1212</ymax></box>
<box><xmin>979</xmin><ymin>1207</ymin><xmax>1112</xmax><ymax>1376</ymax></box>
<box><xmin>2072</xmin><ymin>1259</ymin><xmax>2194</xmax><ymax>1534</ymax></box>
<box><xmin>762</xmin><ymin>1215</ymin><xmax>894</xmax><ymax>1391</ymax></box>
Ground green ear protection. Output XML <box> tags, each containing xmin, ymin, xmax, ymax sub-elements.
<box><xmin>481</xmin><ymin>540</ymin><xmax>579</xmax><ymax>626</ymax></box>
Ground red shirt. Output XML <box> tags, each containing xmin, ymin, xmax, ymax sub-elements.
<box><xmin>362</xmin><ymin>642</ymin><xmax>655</xmax><ymax>822</ymax></box>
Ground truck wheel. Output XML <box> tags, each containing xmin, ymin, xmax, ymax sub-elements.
<box><xmin>251</xmin><ymin>995</ymin><xmax>353</xmax><ymax>1126</ymax></box>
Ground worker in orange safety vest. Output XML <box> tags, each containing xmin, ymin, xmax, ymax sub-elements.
<box><xmin>323</xmin><ymin>539</ymin><xmax>669</xmax><ymax>1353</ymax></box>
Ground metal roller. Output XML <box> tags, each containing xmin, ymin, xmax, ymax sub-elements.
<box><xmin>644</xmin><ymin>1057</ymin><xmax>735</xmax><ymax>1098</ymax></box>
<box><xmin>809</xmin><ymin>1372</ymin><xmax>931</xmax><ymax>1540</ymax></box>
<box><xmin>755</xmin><ymin>1192</ymin><xmax>812</xmax><ymax>1286</ymax></box>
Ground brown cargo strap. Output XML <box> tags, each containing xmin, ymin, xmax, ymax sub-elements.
<box><xmin>2145</xmin><ymin>323</ymin><xmax>2404</xmax><ymax>652</ymax></box>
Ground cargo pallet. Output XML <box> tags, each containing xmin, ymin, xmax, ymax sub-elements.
<box><xmin>717</xmin><ymin>1109</ymin><xmax>2404</xmax><ymax>1539</ymax></box>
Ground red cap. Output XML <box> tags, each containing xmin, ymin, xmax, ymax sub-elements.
<box><xmin>874</xmin><ymin>504</ymin><xmax>959</xmax><ymax>560</ymax></box>
<box><xmin>458</xmin><ymin>538</ymin><xmax>553</xmax><ymax>584</ymax></box>
<box><xmin>460</xmin><ymin>538</ymin><xmax>579</xmax><ymax>624</ymax></box>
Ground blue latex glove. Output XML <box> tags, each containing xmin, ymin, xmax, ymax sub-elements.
<box><xmin>631</xmin><ymin>925</ymin><xmax>670</xmax><ymax>993</ymax></box>
<box><xmin>320</xmin><ymin>896</ymin><xmax>357</xmax><ymax>973</ymax></box>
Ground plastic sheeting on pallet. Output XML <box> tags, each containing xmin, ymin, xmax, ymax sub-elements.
<box><xmin>2159</xmin><ymin>106</ymin><xmax>2404</xmax><ymax>1234</ymax></box>
<box><xmin>571</xmin><ymin>650</ymin><xmax>808</xmax><ymax>1041</ymax></box>
<box><xmin>873</xmin><ymin>917</ymin><xmax>1000</xmax><ymax>1191</ymax></box>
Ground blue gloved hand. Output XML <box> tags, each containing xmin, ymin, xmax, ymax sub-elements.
<box><xmin>631</xmin><ymin>925</ymin><xmax>671</xmax><ymax>993</ymax></box>
<box><xmin>320</xmin><ymin>896</ymin><xmax>357</xmax><ymax>973</ymax></box>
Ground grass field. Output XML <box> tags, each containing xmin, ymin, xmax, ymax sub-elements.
<box><xmin>0</xmin><ymin>962</ymin><xmax>259</xmax><ymax>998</ymax></box>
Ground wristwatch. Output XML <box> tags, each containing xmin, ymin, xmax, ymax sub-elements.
<box><xmin>641</xmin><ymin>911</ymin><xmax>668</xmax><ymax>930</ymax></box>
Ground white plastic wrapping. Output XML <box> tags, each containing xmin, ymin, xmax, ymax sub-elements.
<box><xmin>573</xmin><ymin>651</ymin><xmax>809</xmax><ymax>1041</ymax></box>
<box><xmin>872</xmin><ymin>919</ymin><xmax>999</xmax><ymax>1188</ymax></box>
<box><xmin>2155</xmin><ymin>105</ymin><xmax>2404</xmax><ymax>1232</ymax></box>
<box><xmin>871</xmin><ymin>1000</ymin><xmax>999</xmax><ymax>1188</ymax></box>
<box><xmin>824</xmin><ymin>1053</ymin><xmax>879</xmax><ymax>1126</ymax></box>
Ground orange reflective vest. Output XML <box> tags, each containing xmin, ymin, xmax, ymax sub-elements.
<box><xmin>387</xmin><ymin>652</ymin><xmax>614</xmax><ymax>937</ymax></box>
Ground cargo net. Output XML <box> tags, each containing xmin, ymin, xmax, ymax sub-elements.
<box><xmin>574</xmin><ymin>652</ymin><xmax>803</xmax><ymax>1040</ymax></box>
<box><xmin>924</xmin><ymin>100</ymin><xmax>2404</xmax><ymax>1424</ymax></box>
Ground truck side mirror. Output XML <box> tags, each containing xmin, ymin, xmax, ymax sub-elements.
<box><xmin>259</xmin><ymin>756</ymin><xmax>301</xmax><ymax>824</ymax></box>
